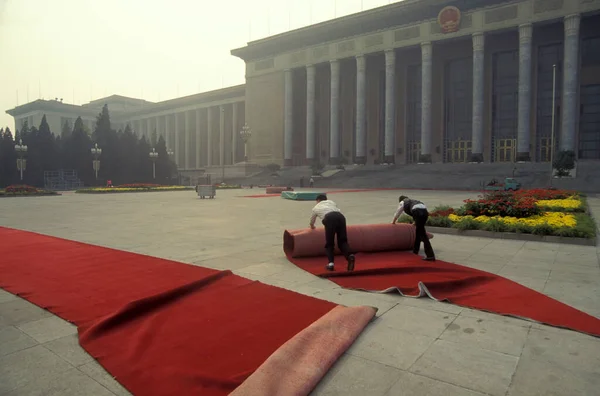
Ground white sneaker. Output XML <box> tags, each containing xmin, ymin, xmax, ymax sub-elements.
<box><xmin>326</xmin><ymin>262</ymin><xmax>335</xmax><ymax>271</ymax></box>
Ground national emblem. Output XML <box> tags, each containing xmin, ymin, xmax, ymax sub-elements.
<box><xmin>438</xmin><ymin>6</ymin><xmax>461</xmax><ymax>34</ymax></box>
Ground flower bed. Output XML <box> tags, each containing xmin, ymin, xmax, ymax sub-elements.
<box><xmin>76</xmin><ymin>185</ymin><xmax>192</xmax><ymax>194</ymax></box>
<box><xmin>214</xmin><ymin>183</ymin><xmax>242</xmax><ymax>189</ymax></box>
<box><xmin>0</xmin><ymin>185</ymin><xmax>59</xmax><ymax>197</ymax></box>
<box><xmin>398</xmin><ymin>189</ymin><xmax>595</xmax><ymax>240</ymax></box>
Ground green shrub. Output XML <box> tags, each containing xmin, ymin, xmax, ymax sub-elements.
<box><xmin>452</xmin><ymin>217</ymin><xmax>479</xmax><ymax>231</ymax></box>
<box><xmin>507</xmin><ymin>223</ymin><xmax>533</xmax><ymax>234</ymax></box>
<box><xmin>432</xmin><ymin>205</ymin><xmax>453</xmax><ymax>212</ymax></box>
<box><xmin>553</xmin><ymin>150</ymin><xmax>576</xmax><ymax>177</ymax></box>
<box><xmin>265</xmin><ymin>163</ymin><xmax>281</xmax><ymax>172</ymax></box>
<box><xmin>572</xmin><ymin>213</ymin><xmax>597</xmax><ymax>238</ymax></box>
<box><xmin>427</xmin><ymin>216</ymin><xmax>453</xmax><ymax>228</ymax></box>
<box><xmin>397</xmin><ymin>214</ymin><xmax>413</xmax><ymax>224</ymax></box>
<box><xmin>531</xmin><ymin>223</ymin><xmax>554</xmax><ymax>236</ymax></box>
<box><xmin>482</xmin><ymin>219</ymin><xmax>509</xmax><ymax>233</ymax></box>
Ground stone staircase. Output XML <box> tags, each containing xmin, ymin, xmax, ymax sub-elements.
<box><xmin>230</xmin><ymin>161</ymin><xmax>600</xmax><ymax>193</ymax></box>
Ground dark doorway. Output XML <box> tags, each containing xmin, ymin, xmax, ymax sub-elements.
<box><xmin>535</xmin><ymin>43</ymin><xmax>563</xmax><ymax>162</ymax></box>
<box><xmin>491</xmin><ymin>50</ymin><xmax>519</xmax><ymax>162</ymax></box>
<box><xmin>579</xmin><ymin>84</ymin><xmax>600</xmax><ymax>159</ymax></box>
<box><xmin>444</xmin><ymin>57</ymin><xmax>473</xmax><ymax>162</ymax></box>
<box><xmin>405</xmin><ymin>64</ymin><xmax>422</xmax><ymax>164</ymax></box>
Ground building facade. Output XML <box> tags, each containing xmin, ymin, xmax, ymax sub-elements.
<box><xmin>6</xmin><ymin>86</ymin><xmax>246</xmax><ymax>172</ymax></box>
<box><xmin>232</xmin><ymin>0</ymin><xmax>600</xmax><ymax>166</ymax></box>
<box><xmin>7</xmin><ymin>0</ymin><xmax>600</xmax><ymax>170</ymax></box>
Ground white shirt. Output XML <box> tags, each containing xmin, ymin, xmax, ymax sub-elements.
<box><xmin>309</xmin><ymin>200</ymin><xmax>341</xmax><ymax>226</ymax></box>
<box><xmin>393</xmin><ymin>200</ymin><xmax>426</xmax><ymax>222</ymax></box>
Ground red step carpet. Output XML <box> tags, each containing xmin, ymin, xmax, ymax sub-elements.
<box><xmin>284</xmin><ymin>226</ymin><xmax>600</xmax><ymax>338</ymax></box>
<box><xmin>0</xmin><ymin>226</ymin><xmax>376</xmax><ymax>396</ymax></box>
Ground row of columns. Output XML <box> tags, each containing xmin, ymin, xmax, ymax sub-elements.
<box><xmin>128</xmin><ymin>102</ymin><xmax>241</xmax><ymax>170</ymax></box>
<box><xmin>283</xmin><ymin>14</ymin><xmax>581</xmax><ymax>164</ymax></box>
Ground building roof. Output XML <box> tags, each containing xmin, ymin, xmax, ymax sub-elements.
<box><xmin>123</xmin><ymin>84</ymin><xmax>246</xmax><ymax>117</ymax></box>
<box><xmin>6</xmin><ymin>99</ymin><xmax>99</xmax><ymax>117</ymax></box>
<box><xmin>231</xmin><ymin>0</ymin><xmax>512</xmax><ymax>61</ymax></box>
<box><xmin>83</xmin><ymin>95</ymin><xmax>154</xmax><ymax>108</ymax></box>
<box><xmin>6</xmin><ymin>85</ymin><xmax>246</xmax><ymax>119</ymax></box>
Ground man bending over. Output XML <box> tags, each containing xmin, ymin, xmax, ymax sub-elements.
<box><xmin>309</xmin><ymin>194</ymin><xmax>356</xmax><ymax>272</ymax></box>
<box><xmin>392</xmin><ymin>195</ymin><xmax>436</xmax><ymax>261</ymax></box>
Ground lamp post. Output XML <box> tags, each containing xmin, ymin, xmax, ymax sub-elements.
<box><xmin>15</xmin><ymin>139</ymin><xmax>27</xmax><ymax>181</ymax></box>
<box><xmin>239</xmin><ymin>123</ymin><xmax>252</xmax><ymax>162</ymax></box>
<box><xmin>149</xmin><ymin>148</ymin><xmax>159</xmax><ymax>179</ymax></box>
<box><xmin>91</xmin><ymin>143</ymin><xmax>102</xmax><ymax>180</ymax></box>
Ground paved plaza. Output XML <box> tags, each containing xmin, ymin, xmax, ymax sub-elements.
<box><xmin>1</xmin><ymin>189</ymin><xmax>599</xmax><ymax>396</ymax></box>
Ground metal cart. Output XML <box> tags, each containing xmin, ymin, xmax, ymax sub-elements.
<box><xmin>196</xmin><ymin>184</ymin><xmax>216</xmax><ymax>199</ymax></box>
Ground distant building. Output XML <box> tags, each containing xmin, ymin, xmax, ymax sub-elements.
<box><xmin>231</xmin><ymin>0</ymin><xmax>600</xmax><ymax>165</ymax></box>
<box><xmin>7</xmin><ymin>0</ymin><xmax>600</xmax><ymax>171</ymax></box>
<box><xmin>6</xmin><ymin>86</ymin><xmax>246</xmax><ymax>172</ymax></box>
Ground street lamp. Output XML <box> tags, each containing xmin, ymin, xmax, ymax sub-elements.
<box><xmin>15</xmin><ymin>139</ymin><xmax>27</xmax><ymax>181</ymax></box>
<box><xmin>167</xmin><ymin>148</ymin><xmax>174</xmax><ymax>159</ymax></box>
<box><xmin>91</xmin><ymin>143</ymin><xmax>102</xmax><ymax>180</ymax></box>
<box><xmin>149</xmin><ymin>147</ymin><xmax>159</xmax><ymax>179</ymax></box>
<box><xmin>239</xmin><ymin>123</ymin><xmax>252</xmax><ymax>162</ymax></box>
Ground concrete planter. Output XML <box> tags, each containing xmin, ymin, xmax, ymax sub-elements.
<box><xmin>427</xmin><ymin>226</ymin><xmax>596</xmax><ymax>246</ymax></box>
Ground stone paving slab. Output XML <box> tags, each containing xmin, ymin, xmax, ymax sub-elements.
<box><xmin>0</xmin><ymin>189</ymin><xmax>598</xmax><ymax>396</ymax></box>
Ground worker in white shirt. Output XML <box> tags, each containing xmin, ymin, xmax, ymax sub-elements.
<box><xmin>309</xmin><ymin>194</ymin><xmax>356</xmax><ymax>271</ymax></box>
<box><xmin>392</xmin><ymin>195</ymin><xmax>435</xmax><ymax>261</ymax></box>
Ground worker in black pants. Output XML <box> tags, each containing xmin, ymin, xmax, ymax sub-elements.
<box><xmin>392</xmin><ymin>195</ymin><xmax>436</xmax><ymax>261</ymax></box>
<box><xmin>309</xmin><ymin>194</ymin><xmax>356</xmax><ymax>271</ymax></box>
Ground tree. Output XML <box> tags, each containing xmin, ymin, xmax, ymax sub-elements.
<box><xmin>0</xmin><ymin>127</ymin><xmax>17</xmax><ymax>187</ymax></box>
<box><xmin>553</xmin><ymin>150</ymin><xmax>576</xmax><ymax>177</ymax></box>
<box><xmin>92</xmin><ymin>105</ymin><xmax>120</xmax><ymax>183</ymax></box>
<box><xmin>62</xmin><ymin>117</ymin><xmax>94</xmax><ymax>185</ymax></box>
<box><xmin>154</xmin><ymin>135</ymin><xmax>176</xmax><ymax>184</ymax></box>
<box><xmin>61</xmin><ymin>120</ymin><xmax>72</xmax><ymax>139</ymax></box>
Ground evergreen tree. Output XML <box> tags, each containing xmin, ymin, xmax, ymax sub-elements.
<box><xmin>92</xmin><ymin>105</ymin><xmax>119</xmax><ymax>183</ymax></box>
<box><xmin>61</xmin><ymin>120</ymin><xmax>72</xmax><ymax>138</ymax></box>
<box><xmin>154</xmin><ymin>135</ymin><xmax>176</xmax><ymax>184</ymax></box>
<box><xmin>117</xmin><ymin>124</ymin><xmax>138</xmax><ymax>184</ymax></box>
<box><xmin>135</xmin><ymin>135</ymin><xmax>153</xmax><ymax>183</ymax></box>
<box><xmin>62</xmin><ymin>117</ymin><xmax>94</xmax><ymax>186</ymax></box>
<box><xmin>0</xmin><ymin>127</ymin><xmax>17</xmax><ymax>187</ymax></box>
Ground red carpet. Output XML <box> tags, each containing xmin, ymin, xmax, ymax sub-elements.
<box><xmin>0</xmin><ymin>226</ymin><xmax>375</xmax><ymax>395</ymax></box>
<box><xmin>284</xmin><ymin>227</ymin><xmax>600</xmax><ymax>338</ymax></box>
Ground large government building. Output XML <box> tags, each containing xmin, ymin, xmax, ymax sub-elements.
<box><xmin>7</xmin><ymin>0</ymin><xmax>600</xmax><ymax>173</ymax></box>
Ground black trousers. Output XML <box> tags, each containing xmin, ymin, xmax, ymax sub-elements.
<box><xmin>322</xmin><ymin>212</ymin><xmax>351</xmax><ymax>263</ymax></box>
<box><xmin>412</xmin><ymin>208</ymin><xmax>435</xmax><ymax>259</ymax></box>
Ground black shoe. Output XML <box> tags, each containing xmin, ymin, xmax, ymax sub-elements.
<box><xmin>423</xmin><ymin>257</ymin><xmax>436</xmax><ymax>262</ymax></box>
<box><xmin>347</xmin><ymin>254</ymin><xmax>355</xmax><ymax>272</ymax></box>
<box><xmin>412</xmin><ymin>250</ymin><xmax>419</xmax><ymax>255</ymax></box>
<box><xmin>326</xmin><ymin>263</ymin><xmax>335</xmax><ymax>271</ymax></box>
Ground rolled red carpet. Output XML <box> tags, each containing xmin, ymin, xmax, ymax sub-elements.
<box><xmin>0</xmin><ymin>226</ymin><xmax>376</xmax><ymax>395</ymax></box>
<box><xmin>284</xmin><ymin>226</ymin><xmax>600</xmax><ymax>338</ymax></box>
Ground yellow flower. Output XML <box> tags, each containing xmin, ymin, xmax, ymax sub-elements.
<box><xmin>536</xmin><ymin>198</ymin><xmax>582</xmax><ymax>210</ymax></box>
<box><xmin>449</xmin><ymin>212</ymin><xmax>576</xmax><ymax>228</ymax></box>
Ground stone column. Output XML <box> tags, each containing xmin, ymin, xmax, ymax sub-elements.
<box><xmin>355</xmin><ymin>55</ymin><xmax>367</xmax><ymax>163</ymax></box>
<box><xmin>420</xmin><ymin>42</ymin><xmax>433</xmax><ymax>163</ymax></box>
<box><xmin>147</xmin><ymin>118</ymin><xmax>152</xmax><ymax>144</ymax></box>
<box><xmin>184</xmin><ymin>111</ymin><xmax>191</xmax><ymax>169</ymax></box>
<box><xmin>155</xmin><ymin>116</ymin><xmax>160</xmax><ymax>142</ymax></box>
<box><xmin>384</xmin><ymin>49</ymin><xmax>396</xmax><ymax>163</ymax></box>
<box><xmin>219</xmin><ymin>106</ymin><xmax>225</xmax><ymax>166</ymax></box>
<box><xmin>561</xmin><ymin>14</ymin><xmax>581</xmax><ymax>152</ymax></box>
<box><xmin>306</xmin><ymin>64</ymin><xmax>316</xmax><ymax>163</ymax></box>
<box><xmin>471</xmin><ymin>33</ymin><xmax>485</xmax><ymax>162</ymax></box>
<box><xmin>174</xmin><ymin>113</ymin><xmax>180</xmax><ymax>167</ymax></box>
<box><xmin>232</xmin><ymin>103</ymin><xmax>238</xmax><ymax>164</ymax></box>
<box><xmin>195</xmin><ymin>109</ymin><xmax>202</xmax><ymax>168</ymax></box>
<box><xmin>207</xmin><ymin>107</ymin><xmax>212</xmax><ymax>166</ymax></box>
<box><xmin>284</xmin><ymin>69</ymin><xmax>294</xmax><ymax>166</ymax></box>
<box><xmin>165</xmin><ymin>116</ymin><xmax>171</xmax><ymax>150</ymax></box>
<box><xmin>517</xmin><ymin>23</ymin><xmax>533</xmax><ymax>161</ymax></box>
<box><xmin>330</xmin><ymin>60</ymin><xmax>341</xmax><ymax>161</ymax></box>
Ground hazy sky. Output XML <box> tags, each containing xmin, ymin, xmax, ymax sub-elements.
<box><xmin>0</xmin><ymin>0</ymin><xmax>401</xmax><ymax>131</ymax></box>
